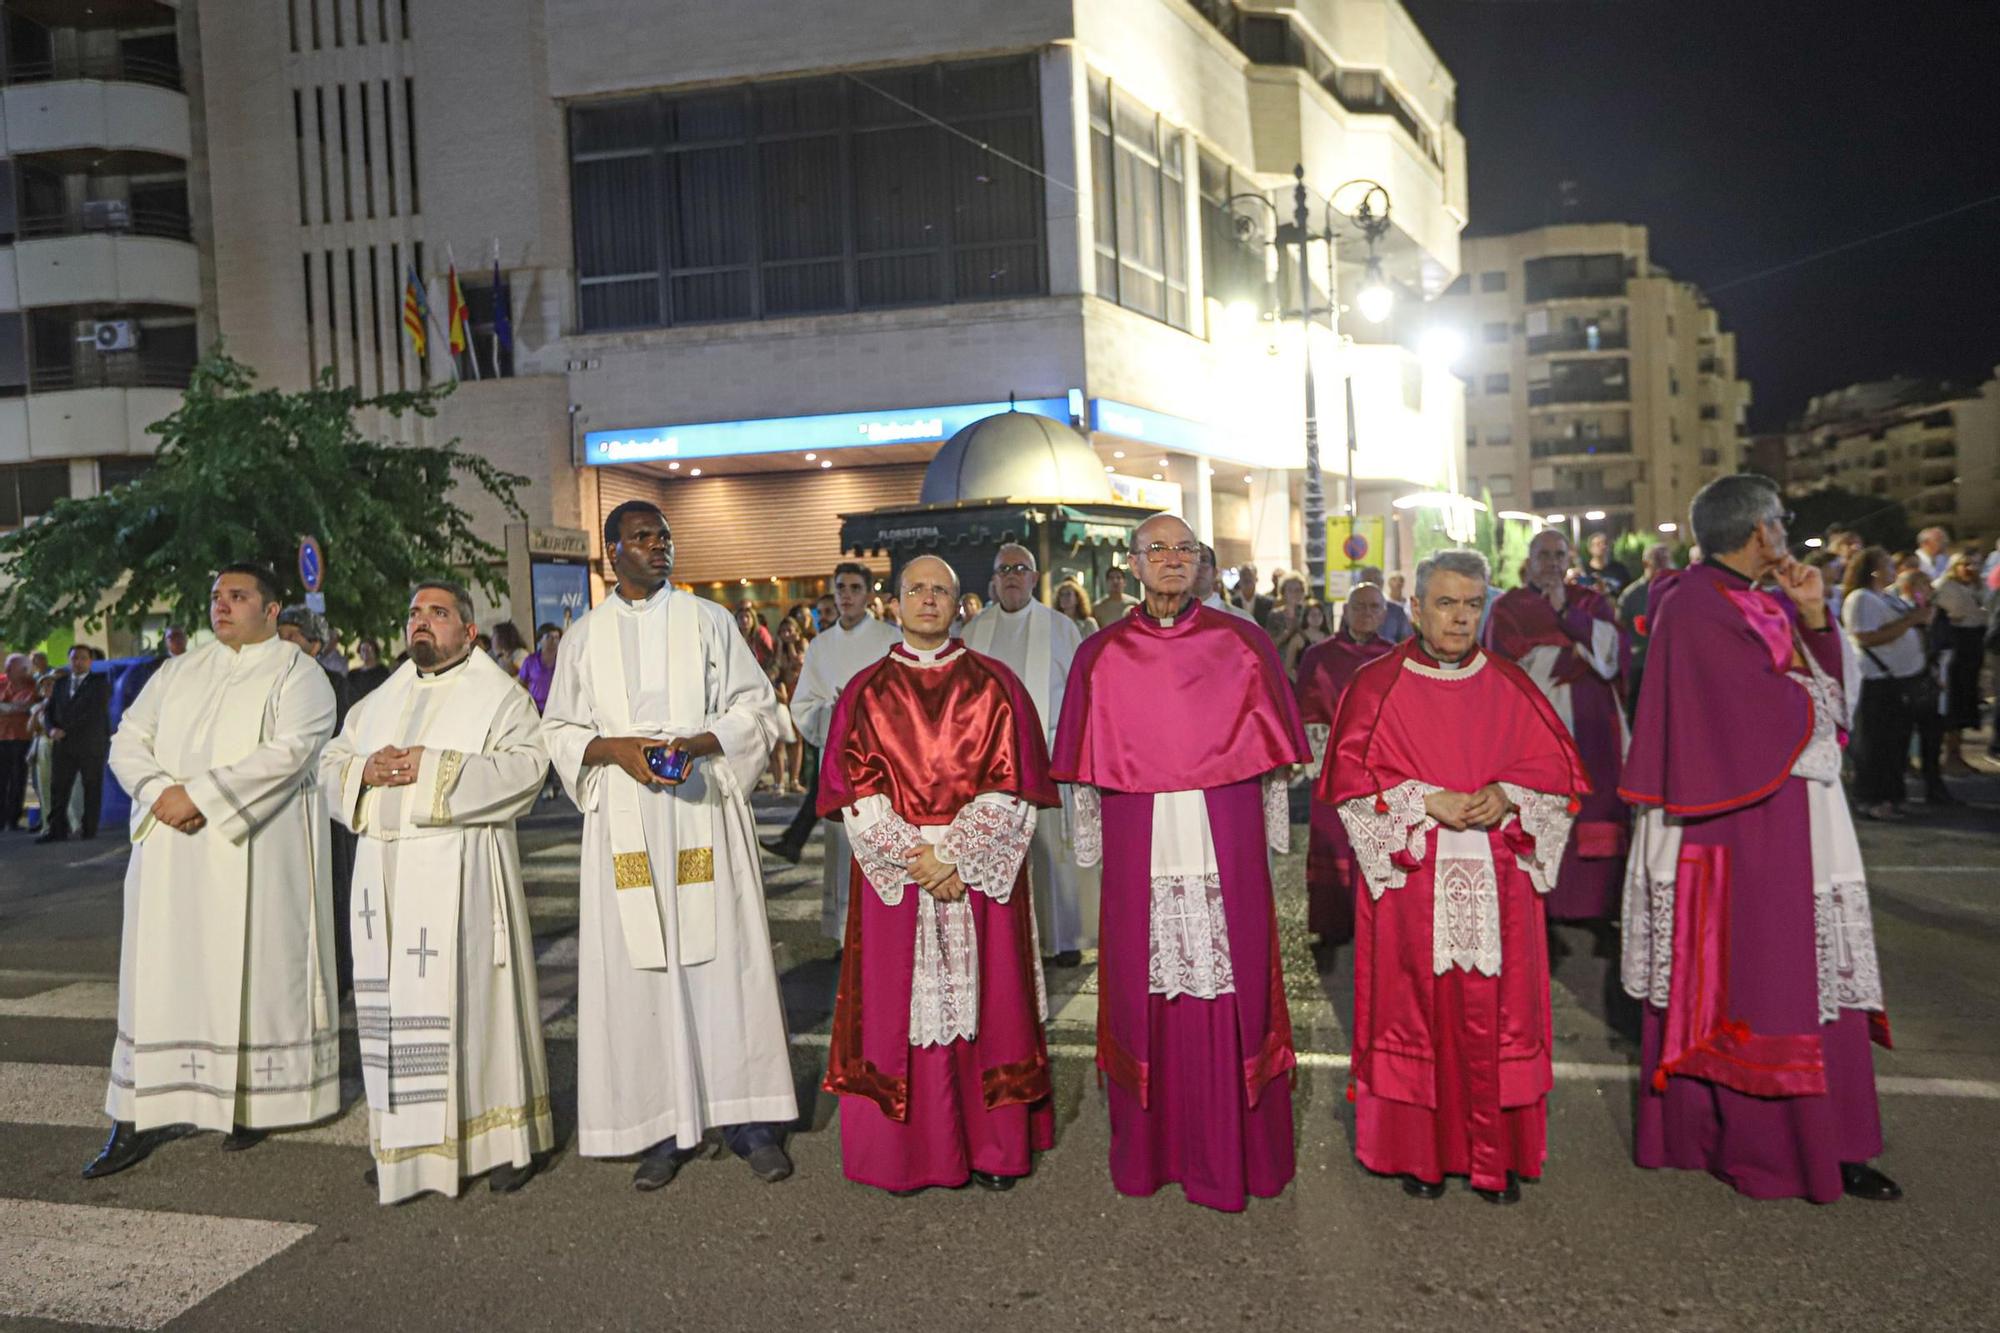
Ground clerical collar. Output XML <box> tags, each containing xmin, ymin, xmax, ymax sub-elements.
<box><xmin>415</xmin><ymin>651</ymin><xmax>474</xmax><ymax>680</ymax></box>
<box><xmin>1700</xmin><ymin>557</ymin><xmax>1761</xmax><ymax>589</ymax></box>
<box><xmin>613</xmin><ymin>581</ymin><xmax>671</xmax><ymax>611</ymax></box>
<box><xmin>891</xmin><ymin>638</ymin><xmax>965</xmax><ymax>669</ymax></box>
<box><xmin>1135</xmin><ymin>596</ymin><xmax>1195</xmax><ymax>629</ymax></box>
<box><xmin>1401</xmin><ymin>638</ymin><xmax>1486</xmax><ymax>681</ymax></box>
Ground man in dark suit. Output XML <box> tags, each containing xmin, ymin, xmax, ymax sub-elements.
<box><xmin>38</xmin><ymin>644</ymin><xmax>110</xmax><ymax>842</ymax></box>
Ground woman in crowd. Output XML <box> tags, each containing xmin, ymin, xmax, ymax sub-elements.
<box><xmin>955</xmin><ymin>591</ymin><xmax>983</xmax><ymax>634</ymax></box>
<box><xmin>519</xmin><ymin>623</ymin><xmax>562</xmax><ymax>713</ymax></box>
<box><xmin>771</xmin><ymin>616</ymin><xmax>809</xmax><ymax>795</ymax></box>
<box><xmin>1841</xmin><ymin>546</ymin><xmax>1937</xmax><ymax>820</ymax></box>
<box><xmin>489</xmin><ymin>621</ymin><xmax>530</xmax><ymax>673</ymax></box>
<box><xmin>1932</xmin><ymin>552</ymin><xmax>1988</xmax><ymax>775</ymax></box>
<box><xmin>736</xmin><ymin>599</ymin><xmax>776</xmax><ymax>670</ymax></box>
<box><xmin>1053</xmin><ymin>578</ymin><xmax>1098</xmax><ymax>634</ymax></box>
<box><xmin>1276</xmin><ymin>598</ymin><xmax>1333</xmax><ymax>679</ymax></box>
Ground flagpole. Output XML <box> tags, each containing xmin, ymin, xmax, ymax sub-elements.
<box><xmin>490</xmin><ymin>237</ymin><xmax>504</xmax><ymax>376</ymax></box>
<box><xmin>447</xmin><ymin>243</ymin><xmax>480</xmax><ymax>382</ymax></box>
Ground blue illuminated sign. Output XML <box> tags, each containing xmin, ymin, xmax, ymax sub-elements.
<box><xmin>584</xmin><ymin>397</ymin><xmax>1073</xmax><ymax>466</ymax></box>
<box><xmin>1088</xmin><ymin>397</ymin><xmax>1259</xmax><ymax>464</ymax></box>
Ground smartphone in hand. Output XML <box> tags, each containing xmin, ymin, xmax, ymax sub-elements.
<box><xmin>645</xmin><ymin>745</ymin><xmax>694</xmax><ymax>785</ymax></box>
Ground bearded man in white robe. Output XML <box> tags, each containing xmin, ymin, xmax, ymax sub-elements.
<box><xmin>763</xmin><ymin>560</ymin><xmax>899</xmax><ymax>941</ymax></box>
<box><xmin>322</xmin><ymin>580</ymin><xmax>554</xmax><ymax>1202</ymax></box>
<box><xmin>962</xmin><ymin>543</ymin><xmax>1099</xmax><ymax>965</ymax></box>
<box><xmin>542</xmin><ymin>500</ymin><xmax>798</xmax><ymax>1191</ymax></box>
<box><xmin>86</xmin><ymin>563</ymin><xmax>338</xmax><ymax>1178</ymax></box>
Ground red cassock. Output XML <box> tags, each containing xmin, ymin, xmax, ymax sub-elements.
<box><xmin>1295</xmin><ymin>631</ymin><xmax>1396</xmax><ymax>943</ymax></box>
<box><xmin>1319</xmin><ymin>639</ymin><xmax>1587</xmax><ymax>1191</ymax></box>
<box><xmin>817</xmin><ymin>641</ymin><xmax>1060</xmax><ymax>1190</ymax></box>
<box><xmin>1483</xmin><ymin>584</ymin><xmax>1629</xmax><ymax>920</ymax></box>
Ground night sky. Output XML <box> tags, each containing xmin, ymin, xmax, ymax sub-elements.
<box><xmin>1402</xmin><ymin>0</ymin><xmax>2000</xmax><ymax>431</ymax></box>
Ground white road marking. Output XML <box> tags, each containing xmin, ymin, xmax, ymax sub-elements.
<box><xmin>0</xmin><ymin>1199</ymin><xmax>313</xmax><ymax>1331</ymax></box>
<box><xmin>0</xmin><ymin>982</ymin><xmax>119</xmax><ymax>1020</ymax></box>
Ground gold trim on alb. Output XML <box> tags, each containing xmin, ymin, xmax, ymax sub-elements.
<box><xmin>676</xmin><ymin>848</ymin><xmax>715</xmax><ymax>885</ymax></box>
<box><xmin>612</xmin><ymin>851</ymin><xmax>653</xmax><ymax>891</ymax></box>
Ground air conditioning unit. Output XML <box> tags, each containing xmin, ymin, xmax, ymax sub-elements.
<box><xmin>82</xmin><ymin>200</ymin><xmax>132</xmax><ymax>232</ymax></box>
<box><xmin>93</xmin><ymin>321</ymin><xmax>140</xmax><ymax>352</ymax></box>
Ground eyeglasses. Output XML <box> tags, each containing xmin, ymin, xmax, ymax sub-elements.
<box><xmin>995</xmin><ymin>562</ymin><xmax>1035</xmax><ymax>576</ymax></box>
<box><xmin>1766</xmin><ymin>510</ymin><xmax>1795</xmax><ymax>529</ymax></box>
<box><xmin>1140</xmin><ymin>542</ymin><xmax>1200</xmax><ymax>562</ymax></box>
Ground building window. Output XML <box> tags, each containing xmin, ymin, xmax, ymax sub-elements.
<box><xmin>1482</xmin><ymin>321</ymin><xmax>1509</xmax><ymax>343</ymax></box>
<box><xmin>1091</xmin><ymin>73</ymin><xmax>1191</xmax><ymax>331</ymax></box>
<box><xmin>1197</xmin><ymin>149</ymin><xmax>1271</xmax><ymax>323</ymax></box>
<box><xmin>1484</xmin><ymin>372</ymin><xmax>1510</xmax><ymax>395</ymax></box>
<box><xmin>1487</xmin><ymin>424</ymin><xmax>1512</xmax><ymax>447</ymax></box>
<box><xmin>0</xmin><ymin>463</ymin><xmax>68</xmax><ymax>530</ymax></box>
<box><xmin>569</xmin><ymin>58</ymin><xmax>1046</xmax><ymax>332</ymax></box>
<box><xmin>1522</xmin><ymin>253</ymin><xmax>1625</xmax><ymax>303</ymax></box>
<box><xmin>453</xmin><ymin>275</ymin><xmax>516</xmax><ymax>380</ymax></box>
<box><xmin>1488</xmin><ymin>475</ymin><xmax>1514</xmax><ymax>496</ymax></box>
<box><xmin>99</xmin><ymin>457</ymin><xmax>153</xmax><ymax>491</ymax></box>
<box><xmin>1479</xmin><ymin>270</ymin><xmax>1506</xmax><ymax>292</ymax></box>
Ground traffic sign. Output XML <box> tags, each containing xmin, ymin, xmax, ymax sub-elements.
<box><xmin>297</xmin><ymin>536</ymin><xmax>324</xmax><ymax>594</ymax></box>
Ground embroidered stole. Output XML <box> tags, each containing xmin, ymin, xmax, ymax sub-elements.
<box><xmin>347</xmin><ymin>655</ymin><xmax>512</xmax><ymax>1150</ymax></box>
<box><xmin>587</xmin><ymin>590</ymin><xmax>718</xmax><ymax>971</ymax></box>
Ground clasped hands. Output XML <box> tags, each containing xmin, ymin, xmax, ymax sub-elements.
<box><xmin>1424</xmin><ymin>783</ymin><xmax>1514</xmax><ymax>832</ymax></box>
<box><xmin>151</xmin><ymin>783</ymin><xmax>205</xmax><ymax>834</ymax></box>
<box><xmin>362</xmin><ymin>745</ymin><xmax>428</xmax><ymax>788</ymax></box>
<box><xmin>583</xmin><ymin>732</ymin><xmax>722</xmax><ymax>787</ymax></box>
<box><xmin>906</xmin><ymin>843</ymin><xmax>966</xmax><ymax>902</ymax></box>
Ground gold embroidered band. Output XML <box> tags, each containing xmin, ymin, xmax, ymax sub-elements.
<box><xmin>676</xmin><ymin>848</ymin><xmax>714</xmax><ymax>885</ymax></box>
<box><xmin>613</xmin><ymin>851</ymin><xmax>654</xmax><ymax>890</ymax></box>
<box><xmin>429</xmin><ymin>750</ymin><xmax>466</xmax><ymax>825</ymax></box>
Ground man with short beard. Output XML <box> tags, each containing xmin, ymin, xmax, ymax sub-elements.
<box><xmin>322</xmin><ymin>581</ymin><xmax>554</xmax><ymax>1203</ymax></box>
<box><xmin>87</xmin><ymin>563</ymin><xmax>339</xmax><ymax>1178</ymax></box>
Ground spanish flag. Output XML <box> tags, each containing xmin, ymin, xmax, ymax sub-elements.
<box><xmin>402</xmin><ymin>266</ymin><xmax>428</xmax><ymax>360</ymax></box>
<box><xmin>446</xmin><ymin>262</ymin><xmax>468</xmax><ymax>357</ymax></box>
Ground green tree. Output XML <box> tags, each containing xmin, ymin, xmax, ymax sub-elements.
<box><xmin>1492</xmin><ymin>513</ymin><xmax>1535</xmax><ymax>590</ymax></box>
<box><xmin>0</xmin><ymin>348</ymin><xmax>528</xmax><ymax>647</ymax></box>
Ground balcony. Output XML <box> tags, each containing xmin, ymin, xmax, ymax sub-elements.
<box><xmin>16</xmin><ymin>201</ymin><xmax>193</xmax><ymax>244</ymax></box>
<box><xmin>5</xmin><ymin>50</ymin><xmax>182</xmax><ymax>92</ymax></box>
<box><xmin>1532</xmin><ymin>484</ymin><xmax>1635</xmax><ymax>509</ymax></box>
<box><xmin>0</xmin><ymin>79</ymin><xmax>190</xmax><ymax>161</ymax></box>
<box><xmin>1526</xmin><ymin>328</ymin><xmax>1628</xmax><ymax>356</ymax></box>
<box><xmin>1921</xmin><ymin>441</ymin><xmax>1956</xmax><ymax>460</ymax></box>
<box><xmin>8</xmin><ymin>234</ymin><xmax>201</xmax><ymax>310</ymax></box>
<box><xmin>29</xmin><ymin>351</ymin><xmax>193</xmax><ymax>394</ymax></box>
<box><xmin>1531</xmin><ymin>436</ymin><xmax>1631</xmax><ymax>459</ymax></box>
<box><xmin>1529</xmin><ymin>382</ymin><xmax>1629</xmax><ymax>407</ymax></box>
<box><xmin>2</xmin><ymin>385</ymin><xmax>181</xmax><ymax>463</ymax></box>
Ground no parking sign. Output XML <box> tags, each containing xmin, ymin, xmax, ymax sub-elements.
<box><xmin>298</xmin><ymin>536</ymin><xmax>326</xmax><ymax>613</ymax></box>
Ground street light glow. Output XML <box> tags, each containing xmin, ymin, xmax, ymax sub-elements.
<box><xmin>1584</xmin><ymin>509</ymin><xmax>1607</xmax><ymax>521</ymax></box>
<box><xmin>1221</xmin><ymin>300</ymin><xmax>1259</xmax><ymax>336</ymax></box>
<box><xmin>1544</xmin><ymin>513</ymin><xmax>1566</xmax><ymax>524</ymax></box>
<box><xmin>1496</xmin><ymin>510</ymin><xmax>1540</xmax><ymax>522</ymax></box>
<box><xmin>1418</xmin><ymin>326</ymin><xmax>1466</xmax><ymax>369</ymax></box>
<box><xmin>1804</xmin><ymin>536</ymin><xmax>1824</xmax><ymax>548</ymax></box>
<box><xmin>1658</xmin><ymin>522</ymin><xmax>1679</xmax><ymax>533</ymax></box>
<box><xmin>1357</xmin><ymin>279</ymin><xmax>1394</xmax><ymax>324</ymax></box>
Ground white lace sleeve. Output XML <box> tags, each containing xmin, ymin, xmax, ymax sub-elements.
<box><xmin>844</xmin><ymin>793</ymin><xmax>924</xmax><ymax>907</ymax></box>
<box><xmin>1071</xmin><ymin>784</ymin><xmax>1102</xmax><ymax>868</ymax></box>
<box><xmin>1335</xmin><ymin>780</ymin><xmax>1440</xmax><ymax>899</ymax></box>
<box><xmin>938</xmin><ymin>793</ymin><xmax>1038</xmax><ymax>901</ymax></box>
<box><xmin>1497</xmin><ymin>783</ymin><xmax>1575</xmax><ymax>896</ymax></box>
<box><xmin>1262</xmin><ymin>770</ymin><xmax>1292</xmax><ymax>854</ymax></box>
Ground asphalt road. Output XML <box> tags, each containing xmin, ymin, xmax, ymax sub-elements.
<box><xmin>2</xmin><ymin>764</ymin><xmax>1997</xmax><ymax>1332</ymax></box>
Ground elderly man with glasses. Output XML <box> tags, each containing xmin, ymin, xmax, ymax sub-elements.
<box><xmin>1052</xmin><ymin>513</ymin><xmax>1310</xmax><ymax>1211</ymax></box>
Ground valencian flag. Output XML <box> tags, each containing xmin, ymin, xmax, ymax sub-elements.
<box><xmin>401</xmin><ymin>265</ymin><xmax>429</xmax><ymax>360</ymax></box>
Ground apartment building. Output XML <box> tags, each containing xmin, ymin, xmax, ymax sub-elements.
<box><xmin>1437</xmin><ymin>222</ymin><xmax>1751</xmax><ymax>538</ymax></box>
<box><xmin>1786</xmin><ymin>373</ymin><xmax>2000</xmax><ymax>542</ymax></box>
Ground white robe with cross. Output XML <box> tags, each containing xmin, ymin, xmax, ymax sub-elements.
<box><xmin>963</xmin><ymin>599</ymin><xmax>1100</xmax><ymax>953</ymax></box>
<box><xmin>321</xmin><ymin>650</ymin><xmax>554</xmax><ymax>1203</ymax></box>
<box><xmin>541</xmin><ymin>586</ymin><xmax>798</xmax><ymax>1156</ymax></box>
<box><xmin>789</xmin><ymin>615</ymin><xmax>899</xmax><ymax>941</ymax></box>
<box><xmin>105</xmin><ymin>637</ymin><xmax>339</xmax><ymax>1132</ymax></box>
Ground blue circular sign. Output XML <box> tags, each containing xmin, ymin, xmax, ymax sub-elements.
<box><xmin>1342</xmin><ymin>534</ymin><xmax>1370</xmax><ymax>562</ymax></box>
<box><xmin>298</xmin><ymin>536</ymin><xmax>324</xmax><ymax>593</ymax></box>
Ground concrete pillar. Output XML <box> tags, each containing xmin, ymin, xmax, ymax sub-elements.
<box><xmin>1042</xmin><ymin>46</ymin><xmax>1088</xmax><ymax>299</ymax></box>
<box><xmin>1247</xmin><ymin>468</ymin><xmax>1293</xmax><ymax>573</ymax></box>
<box><xmin>1162</xmin><ymin>451</ymin><xmax>1213</xmax><ymax>544</ymax></box>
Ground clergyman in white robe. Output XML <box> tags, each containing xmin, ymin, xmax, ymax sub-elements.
<box><xmin>963</xmin><ymin>597</ymin><xmax>1100</xmax><ymax>955</ymax></box>
<box><xmin>541</xmin><ymin>585</ymin><xmax>798</xmax><ymax>1158</ymax></box>
<box><xmin>789</xmin><ymin>613</ymin><xmax>899</xmax><ymax>940</ymax></box>
<box><xmin>105</xmin><ymin>637</ymin><xmax>339</xmax><ymax>1134</ymax></box>
<box><xmin>322</xmin><ymin>648</ymin><xmax>554</xmax><ymax>1203</ymax></box>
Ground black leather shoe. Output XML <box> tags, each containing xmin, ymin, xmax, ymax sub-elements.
<box><xmin>489</xmin><ymin>1158</ymin><xmax>537</xmax><ymax>1193</ymax></box>
<box><xmin>759</xmin><ymin>838</ymin><xmax>803</xmax><ymax>866</ymax></box>
<box><xmin>363</xmin><ymin>1165</ymin><xmax>379</xmax><ymax>1187</ymax></box>
<box><xmin>82</xmin><ymin>1122</ymin><xmax>154</xmax><ymax>1179</ymax></box>
<box><xmin>219</xmin><ymin>1127</ymin><xmax>267</xmax><ymax>1152</ymax></box>
<box><xmin>745</xmin><ymin>1142</ymin><xmax>793</xmax><ymax>1183</ymax></box>
<box><xmin>1402</xmin><ymin>1175</ymin><xmax>1446</xmax><ymax>1199</ymax></box>
<box><xmin>970</xmin><ymin>1170</ymin><xmax>1016</xmax><ymax>1192</ymax></box>
<box><xmin>1841</xmin><ymin>1161</ymin><xmax>1902</xmax><ymax>1201</ymax></box>
<box><xmin>1474</xmin><ymin>1173</ymin><xmax>1521</xmax><ymax>1205</ymax></box>
<box><xmin>35</xmin><ymin>831</ymin><xmax>66</xmax><ymax>845</ymax></box>
<box><xmin>633</xmin><ymin>1145</ymin><xmax>693</xmax><ymax>1191</ymax></box>
<box><xmin>1051</xmin><ymin>951</ymin><xmax>1083</xmax><ymax>969</ymax></box>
